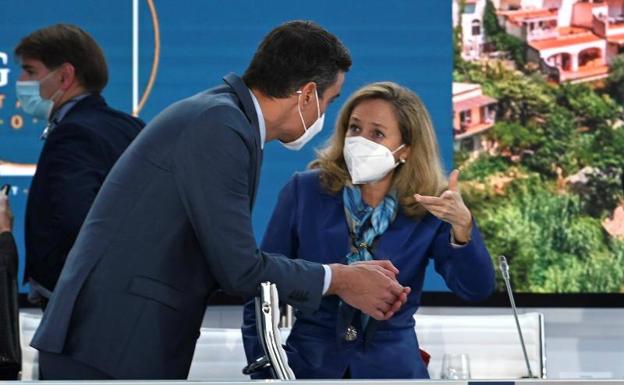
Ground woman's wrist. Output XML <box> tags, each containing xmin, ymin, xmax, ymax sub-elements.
<box><xmin>451</xmin><ymin>214</ymin><xmax>472</xmax><ymax>244</ymax></box>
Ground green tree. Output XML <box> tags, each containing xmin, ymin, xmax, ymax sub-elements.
<box><xmin>491</xmin><ymin>121</ymin><xmax>541</xmax><ymax>155</ymax></box>
<box><xmin>454</xmin><ymin>0</ymin><xmax>466</xmax><ymax>65</ymax></box>
<box><xmin>490</xmin><ymin>71</ymin><xmax>554</xmax><ymax>125</ymax></box>
<box><xmin>524</xmin><ymin>106</ymin><xmax>577</xmax><ymax>175</ymax></box>
<box><xmin>492</xmin><ymin>33</ymin><xmax>526</xmax><ymax>66</ymax></box>
<box><xmin>483</xmin><ymin>0</ymin><xmax>502</xmax><ymax>37</ymax></box>
<box><xmin>557</xmin><ymin>83</ymin><xmax>620</xmax><ymax>128</ymax></box>
<box><xmin>587</xmin><ymin>122</ymin><xmax>624</xmax><ymax>170</ymax></box>
<box><xmin>607</xmin><ymin>54</ymin><xmax>624</xmax><ymax>104</ymax></box>
<box><xmin>480</xmin><ymin>0</ymin><xmax>527</xmax><ymax>67</ymax></box>
<box><xmin>460</xmin><ymin>154</ymin><xmax>509</xmax><ymax>182</ymax></box>
<box><xmin>467</xmin><ymin>177</ymin><xmax>624</xmax><ymax>293</ymax></box>
<box><xmin>577</xmin><ymin>167</ymin><xmax>623</xmax><ymax>217</ymax></box>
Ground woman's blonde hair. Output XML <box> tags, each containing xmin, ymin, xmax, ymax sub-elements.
<box><xmin>310</xmin><ymin>81</ymin><xmax>447</xmax><ymax>218</ymax></box>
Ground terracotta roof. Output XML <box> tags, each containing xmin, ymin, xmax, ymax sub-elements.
<box><xmin>454</xmin><ymin>122</ymin><xmax>495</xmax><ymax>140</ymax></box>
<box><xmin>529</xmin><ymin>32</ymin><xmax>602</xmax><ymax>50</ymax></box>
<box><xmin>454</xmin><ymin>94</ymin><xmax>497</xmax><ymax>112</ymax></box>
<box><xmin>558</xmin><ymin>26</ymin><xmax>588</xmax><ymax>35</ymax></box>
<box><xmin>452</xmin><ymin>82</ymin><xmax>480</xmax><ymax>96</ymax></box>
<box><xmin>500</xmin><ymin>8</ymin><xmax>558</xmax><ymax>26</ymax></box>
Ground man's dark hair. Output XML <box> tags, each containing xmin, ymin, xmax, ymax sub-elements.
<box><xmin>243</xmin><ymin>20</ymin><xmax>351</xmax><ymax>98</ymax></box>
<box><xmin>15</xmin><ymin>24</ymin><xmax>108</xmax><ymax>93</ymax></box>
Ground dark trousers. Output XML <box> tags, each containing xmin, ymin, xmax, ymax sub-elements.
<box><xmin>39</xmin><ymin>351</ymin><xmax>112</xmax><ymax>380</ymax></box>
<box><xmin>0</xmin><ymin>364</ymin><xmax>19</xmax><ymax>380</ymax></box>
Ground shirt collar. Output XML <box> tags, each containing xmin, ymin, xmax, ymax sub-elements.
<box><xmin>248</xmin><ymin>89</ymin><xmax>266</xmax><ymax>149</ymax></box>
<box><xmin>41</xmin><ymin>93</ymin><xmax>91</xmax><ymax>140</ymax></box>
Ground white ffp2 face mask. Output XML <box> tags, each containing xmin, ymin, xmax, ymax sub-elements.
<box><xmin>343</xmin><ymin>136</ymin><xmax>405</xmax><ymax>184</ymax></box>
<box><xmin>280</xmin><ymin>88</ymin><xmax>325</xmax><ymax>151</ymax></box>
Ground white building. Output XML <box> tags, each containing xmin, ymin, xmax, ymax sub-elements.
<box><xmin>453</xmin><ymin>0</ymin><xmax>488</xmax><ymax>60</ymax></box>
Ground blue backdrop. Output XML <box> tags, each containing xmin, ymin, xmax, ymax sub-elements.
<box><xmin>0</xmin><ymin>0</ymin><xmax>453</xmax><ymax>293</ymax></box>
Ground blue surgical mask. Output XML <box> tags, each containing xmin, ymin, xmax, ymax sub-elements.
<box><xmin>16</xmin><ymin>71</ymin><xmax>63</xmax><ymax>120</ymax></box>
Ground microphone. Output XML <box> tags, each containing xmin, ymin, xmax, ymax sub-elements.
<box><xmin>499</xmin><ymin>255</ymin><xmax>534</xmax><ymax>379</ymax></box>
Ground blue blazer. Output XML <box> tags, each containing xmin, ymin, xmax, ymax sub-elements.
<box><xmin>31</xmin><ymin>74</ymin><xmax>325</xmax><ymax>379</ymax></box>
<box><xmin>242</xmin><ymin>170</ymin><xmax>495</xmax><ymax>379</ymax></box>
<box><xmin>24</xmin><ymin>94</ymin><xmax>144</xmax><ymax>291</ymax></box>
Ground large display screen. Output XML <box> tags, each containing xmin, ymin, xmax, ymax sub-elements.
<box><xmin>452</xmin><ymin>0</ymin><xmax>624</xmax><ymax>304</ymax></box>
<box><xmin>4</xmin><ymin>0</ymin><xmax>619</xmax><ymax>306</ymax></box>
<box><xmin>0</xmin><ymin>1</ymin><xmax>455</xmax><ymax>297</ymax></box>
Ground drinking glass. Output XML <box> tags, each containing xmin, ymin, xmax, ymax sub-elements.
<box><xmin>440</xmin><ymin>353</ymin><xmax>471</xmax><ymax>380</ymax></box>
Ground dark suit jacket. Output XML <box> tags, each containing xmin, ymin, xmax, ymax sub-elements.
<box><xmin>242</xmin><ymin>170</ymin><xmax>495</xmax><ymax>379</ymax></box>
<box><xmin>31</xmin><ymin>74</ymin><xmax>325</xmax><ymax>379</ymax></box>
<box><xmin>0</xmin><ymin>231</ymin><xmax>20</xmax><ymax>380</ymax></box>
<box><xmin>25</xmin><ymin>94</ymin><xmax>144</xmax><ymax>291</ymax></box>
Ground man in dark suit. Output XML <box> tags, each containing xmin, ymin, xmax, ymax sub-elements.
<box><xmin>32</xmin><ymin>21</ymin><xmax>410</xmax><ymax>380</ymax></box>
<box><xmin>15</xmin><ymin>25</ymin><xmax>144</xmax><ymax>308</ymax></box>
<box><xmin>0</xmin><ymin>187</ymin><xmax>20</xmax><ymax>380</ymax></box>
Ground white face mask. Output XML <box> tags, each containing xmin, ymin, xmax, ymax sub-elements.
<box><xmin>280</xmin><ymin>87</ymin><xmax>325</xmax><ymax>151</ymax></box>
<box><xmin>343</xmin><ymin>136</ymin><xmax>405</xmax><ymax>184</ymax></box>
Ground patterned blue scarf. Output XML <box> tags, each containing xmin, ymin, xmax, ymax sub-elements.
<box><xmin>340</xmin><ymin>185</ymin><xmax>398</xmax><ymax>332</ymax></box>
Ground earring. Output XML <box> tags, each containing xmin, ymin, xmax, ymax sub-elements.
<box><xmin>400</xmin><ymin>158</ymin><xmax>406</xmax><ymax>163</ymax></box>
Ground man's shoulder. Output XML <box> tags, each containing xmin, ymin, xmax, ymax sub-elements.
<box><xmin>61</xmin><ymin>98</ymin><xmax>144</xmax><ymax>138</ymax></box>
<box><xmin>180</xmin><ymin>85</ymin><xmax>249</xmax><ymax>126</ymax></box>
<box><xmin>165</xmin><ymin>88</ymin><xmax>257</xmax><ymax>149</ymax></box>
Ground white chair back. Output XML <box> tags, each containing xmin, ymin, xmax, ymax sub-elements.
<box><xmin>415</xmin><ymin>312</ymin><xmax>546</xmax><ymax>379</ymax></box>
<box><xmin>18</xmin><ymin>311</ymin><xmax>42</xmax><ymax>380</ymax></box>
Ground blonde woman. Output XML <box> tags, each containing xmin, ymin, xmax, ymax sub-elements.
<box><xmin>242</xmin><ymin>82</ymin><xmax>494</xmax><ymax>379</ymax></box>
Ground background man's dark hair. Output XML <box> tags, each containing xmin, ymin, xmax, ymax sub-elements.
<box><xmin>243</xmin><ymin>20</ymin><xmax>352</xmax><ymax>98</ymax></box>
<box><xmin>15</xmin><ymin>24</ymin><xmax>108</xmax><ymax>93</ymax></box>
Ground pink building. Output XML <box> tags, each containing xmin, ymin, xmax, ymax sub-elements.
<box><xmin>498</xmin><ymin>0</ymin><xmax>624</xmax><ymax>83</ymax></box>
<box><xmin>453</xmin><ymin>82</ymin><xmax>498</xmax><ymax>153</ymax></box>
<box><xmin>528</xmin><ymin>27</ymin><xmax>609</xmax><ymax>82</ymax></box>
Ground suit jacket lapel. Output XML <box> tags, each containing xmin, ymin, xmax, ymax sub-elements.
<box><xmin>223</xmin><ymin>73</ymin><xmax>263</xmax><ymax>208</ymax></box>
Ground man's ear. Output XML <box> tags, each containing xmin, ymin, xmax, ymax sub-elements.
<box><xmin>299</xmin><ymin>82</ymin><xmax>317</xmax><ymax>105</ymax></box>
<box><xmin>58</xmin><ymin>62</ymin><xmax>77</xmax><ymax>91</ymax></box>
